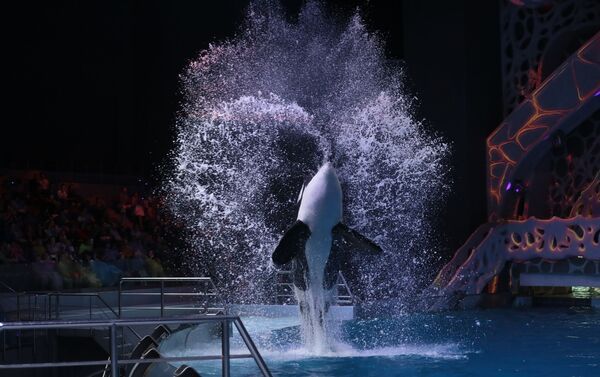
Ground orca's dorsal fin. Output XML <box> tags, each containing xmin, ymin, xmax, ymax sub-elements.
<box><xmin>272</xmin><ymin>220</ymin><xmax>311</xmax><ymax>266</ymax></box>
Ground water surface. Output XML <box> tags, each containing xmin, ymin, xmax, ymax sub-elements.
<box><xmin>162</xmin><ymin>308</ymin><xmax>600</xmax><ymax>376</ymax></box>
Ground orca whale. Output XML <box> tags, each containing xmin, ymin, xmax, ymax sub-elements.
<box><xmin>272</xmin><ymin>163</ymin><xmax>382</xmax><ymax>331</ymax></box>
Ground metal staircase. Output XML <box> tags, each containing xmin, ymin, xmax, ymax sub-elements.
<box><xmin>0</xmin><ymin>316</ymin><xmax>272</xmax><ymax>377</ymax></box>
<box><xmin>0</xmin><ymin>277</ymin><xmax>271</xmax><ymax>377</ymax></box>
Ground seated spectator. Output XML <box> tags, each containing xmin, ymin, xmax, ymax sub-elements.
<box><xmin>79</xmin><ymin>254</ymin><xmax>102</xmax><ymax>288</ymax></box>
<box><xmin>32</xmin><ymin>254</ymin><xmax>63</xmax><ymax>290</ymax></box>
<box><xmin>103</xmin><ymin>242</ymin><xmax>119</xmax><ymax>262</ymax></box>
<box><xmin>145</xmin><ymin>249</ymin><xmax>165</xmax><ymax>277</ymax></box>
<box><xmin>57</xmin><ymin>184</ymin><xmax>69</xmax><ymax>201</ymax></box>
<box><xmin>38</xmin><ymin>173</ymin><xmax>50</xmax><ymax>193</ymax></box>
<box><xmin>0</xmin><ymin>243</ymin><xmax>9</xmax><ymax>264</ymax></box>
<box><xmin>119</xmin><ymin>187</ymin><xmax>131</xmax><ymax>212</ymax></box>
<box><xmin>32</xmin><ymin>239</ymin><xmax>46</xmax><ymax>260</ymax></box>
<box><xmin>46</xmin><ymin>238</ymin><xmax>62</xmax><ymax>258</ymax></box>
<box><xmin>134</xmin><ymin>201</ymin><xmax>145</xmax><ymax>227</ymax></box>
<box><xmin>8</xmin><ymin>241</ymin><xmax>26</xmax><ymax>263</ymax></box>
<box><xmin>115</xmin><ymin>248</ymin><xmax>132</xmax><ymax>275</ymax></box>
<box><xmin>0</xmin><ymin>171</ymin><xmax>179</xmax><ymax>290</ymax></box>
<box><xmin>57</xmin><ymin>254</ymin><xmax>79</xmax><ymax>288</ymax></box>
<box><xmin>90</xmin><ymin>256</ymin><xmax>123</xmax><ymax>287</ymax></box>
<box><xmin>78</xmin><ymin>238</ymin><xmax>94</xmax><ymax>256</ymax></box>
<box><xmin>130</xmin><ymin>250</ymin><xmax>148</xmax><ymax>277</ymax></box>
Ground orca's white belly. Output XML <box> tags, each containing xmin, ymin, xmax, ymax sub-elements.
<box><xmin>304</xmin><ymin>231</ymin><xmax>332</xmax><ymax>291</ymax></box>
<box><xmin>297</xmin><ymin>162</ymin><xmax>343</xmax><ymax>233</ymax></box>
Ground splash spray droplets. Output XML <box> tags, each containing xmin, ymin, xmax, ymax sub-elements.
<box><xmin>166</xmin><ymin>1</ymin><xmax>450</xmax><ymax>309</ymax></box>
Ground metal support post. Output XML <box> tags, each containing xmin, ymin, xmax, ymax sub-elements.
<box><xmin>110</xmin><ymin>324</ymin><xmax>118</xmax><ymax>377</ymax></box>
<box><xmin>221</xmin><ymin>319</ymin><xmax>230</xmax><ymax>377</ymax></box>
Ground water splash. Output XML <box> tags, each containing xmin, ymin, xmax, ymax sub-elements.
<box><xmin>166</xmin><ymin>0</ymin><xmax>449</xmax><ymax>311</ymax></box>
<box><xmin>295</xmin><ymin>286</ymin><xmax>337</xmax><ymax>353</ymax></box>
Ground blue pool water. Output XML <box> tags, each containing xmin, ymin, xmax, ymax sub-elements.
<box><xmin>163</xmin><ymin>308</ymin><xmax>600</xmax><ymax>376</ymax></box>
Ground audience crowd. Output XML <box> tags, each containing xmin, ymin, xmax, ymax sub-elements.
<box><xmin>0</xmin><ymin>173</ymin><xmax>174</xmax><ymax>290</ymax></box>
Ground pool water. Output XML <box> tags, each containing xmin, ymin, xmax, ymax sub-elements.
<box><xmin>162</xmin><ymin>308</ymin><xmax>600</xmax><ymax>376</ymax></box>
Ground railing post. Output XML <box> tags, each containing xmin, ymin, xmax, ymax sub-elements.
<box><xmin>233</xmin><ymin>318</ymin><xmax>272</xmax><ymax>377</ymax></box>
<box><xmin>221</xmin><ymin>319</ymin><xmax>230</xmax><ymax>377</ymax></box>
<box><xmin>17</xmin><ymin>295</ymin><xmax>21</xmax><ymax>360</ymax></box>
<box><xmin>110</xmin><ymin>324</ymin><xmax>118</xmax><ymax>377</ymax></box>
<box><xmin>118</xmin><ymin>281</ymin><xmax>122</xmax><ymax>318</ymax></box>
<box><xmin>33</xmin><ymin>297</ymin><xmax>37</xmax><ymax>356</ymax></box>
<box><xmin>160</xmin><ymin>281</ymin><xmax>165</xmax><ymax>317</ymax></box>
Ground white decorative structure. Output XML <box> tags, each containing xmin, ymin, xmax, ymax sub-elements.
<box><xmin>433</xmin><ymin>216</ymin><xmax>600</xmax><ymax>298</ymax></box>
<box><xmin>430</xmin><ymin>23</ymin><xmax>599</xmax><ymax>309</ymax></box>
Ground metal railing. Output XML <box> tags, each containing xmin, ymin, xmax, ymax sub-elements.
<box><xmin>0</xmin><ymin>281</ymin><xmax>16</xmax><ymax>293</ymax></box>
<box><xmin>1</xmin><ymin>292</ymin><xmax>144</xmax><ymax>363</ymax></box>
<box><xmin>276</xmin><ymin>270</ymin><xmax>355</xmax><ymax>305</ymax></box>
<box><xmin>1</xmin><ymin>277</ymin><xmax>224</xmax><ymax>321</ymax></box>
<box><xmin>48</xmin><ymin>292</ymin><xmax>118</xmax><ymax>320</ymax></box>
<box><xmin>334</xmin><ymin>272</ymin><xmax>354</xmax><ymax>305</ymax></box>
<box><xmin>0</xmin><ymin>278</ymin><xmax>49</xmax><ymax>322</ymax></box>
<box><xmin>0</xmin><ymin>315</ymin><xmax>272</xmax><ymax>377</ymax></box>
<box><xmin>47</xmin><ymin>292</ymin><xmax>143</xmax><ymax>355</ymax></box>
<box><xmin>1</xmin><ymin>292</ymin><xmax>50</xmax><ymax>363</ymax></box>
<box><xmin>118</xmin><ymin>277</ymin><xmax>225</xmax><ymax>318</ymax></box>
<box><xmin>1</xmin><ymin>276</ymin><xmax>230</xmax><ymax>368</ymax></box>
<box><xmin>14</xmin><ymin>293</ymin><xmax>50</xmax><ymax>321</ymax></box>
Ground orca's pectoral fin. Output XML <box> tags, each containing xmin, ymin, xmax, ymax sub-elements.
<box><xmin>272</xmin><ymin>220</ymin><xmax>311</xmax><ymax>266</ymax></box>
<box><xmin>332</xmin><ymin>223</ymin><xmax>383</xmax><ymax>255</ymax></box>
<box><xmin>331</xmin><ymin>223</ymin><xmax>383</xmax><ymax>300</ymax></box>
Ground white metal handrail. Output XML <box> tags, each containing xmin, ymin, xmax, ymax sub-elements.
<box><xmin>0</xmin><ymin>315</ymin><xmax>272</xmax><ymax>377</ymax></box>
<box><xmin>335</xmin><ymin>272</ymin><xmax>354</xmax><ymax>305</ymax></box>
<box><xmin>276</xmin><ymin>270</ymin><xmax>355</xmax><ymax>305</ymax></box>
<box><xmin>0</xmin><ymin>281</ymin><xmax>16</xmax><ymax>293</ymax></box>
<box><xmin>48</xmin><ymin>292</ymin><xmax>119</xmax><ymax>320</ymax></box>
<box><xmin>46</xmin><ymin>291</ymin><xmax>144</xmax><ymax>354</ymax></box>
<box><xmin>118</xmin><ymin>277</ymin><xmax>225</xmax><ymax>317</ymax></box>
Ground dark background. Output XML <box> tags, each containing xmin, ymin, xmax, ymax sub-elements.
<box><xmin>3</xmin><ymin>0</ymin><xmax>503</xmax><ymax>259</ymax></box>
